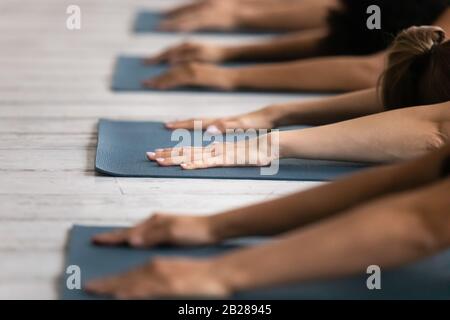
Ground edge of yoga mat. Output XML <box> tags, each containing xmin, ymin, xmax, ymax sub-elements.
<box><xmin>94</xmin><ymin>118</ymin><xmax>369</xmax><ymax>181</ymax></box>
<box><xmin>110</xmin><ymin>55</ymin><xmax>319</xmax><ymax>94</ymax></box>
<box><xmin>62</xmin><ymin>225</ymin><xmax>450</xmax><ymax>300</ymax></box>
<box><xmin>132</xmin><ymin>10</ymin><xmax>279</xmax><ymax>36</ymax></box>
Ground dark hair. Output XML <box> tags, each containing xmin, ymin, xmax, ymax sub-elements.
<box><xmin>441</xmin><ymin>156</ymin><xmax>450</xmax><ymax>177</ymax></box>
<box><xmin>322</xmin><ymin>0</ymin><xmax>449</xmax><ymax>55</ymax></box>
<box><xmin>381</xmin><ymin>26</ymin><xmax>450</xmax><ymax>109</ymax></box>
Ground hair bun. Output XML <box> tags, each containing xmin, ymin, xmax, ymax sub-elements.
<box><xmin>395</xmin><ymin>26</ymin><xmax>446</xmax><ymax>56</ymax></box>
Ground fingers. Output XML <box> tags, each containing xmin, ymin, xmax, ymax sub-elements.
<box><xmin>85</xmin><ymin>275</ymin><xmax>123</xmax><ymax>297</ymax></box>
<box><xmin>92</xmin><ymin>229</ymin><xmax>129</xmax><ymax>246</ymax></box>
<box><xmin>158</xmin><ymin>15</ymin><xmax>203</xmax><ymax>32</ymax></box>
<box><xmin>143</xmin><ymin>43</ymin><xmax>203</xmax><ymax>65</ymax></box>
<box><xmin>181</xmin><ymin>156</ymin><xmax>224</xmax><ymax>170</ymax></box>
<box><xmin>147</xmin><ymin>147</ymin><xmax>215</xmax><ymax>166</ymax></box>
<box><xmin>142</xmin><ymin>71</ymin><xmax>185</xmax><ymax>90</ymax></box>
<box><xmin>164</xmin><ymin>118</ymin><xmax>242</xmax><ymax>133</ymax></box>
<box><xmin>165</xmin><ymin>118</ymin><xmax>215</xmax><ymax>130</ymax></box>
<box><xmin>142</xmin><ymin>63</ymin><xmax>199</xmax><ymax>90</ymax></box>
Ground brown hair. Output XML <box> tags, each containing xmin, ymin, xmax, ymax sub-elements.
<box><xmin>381</xmin><ymin>26</ymin><xmax>450</xmax><ymax>109</ymax></box>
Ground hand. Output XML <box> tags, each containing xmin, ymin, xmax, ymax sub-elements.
<box><xmin>92</xmin><ymin>214</ymin><xmax>217</xmax><ymax>248</ymax></box>
<box><xmin>165</xmin><ymin>107</ymin><xmax>278</xmax><ymax>133</ymax></box>
<box><xmin>147</xmin><ymin>135</ymin><xmax>278</xmax><ymax>170</ymax></box>
<box><xmin>144</xmin><ymin>42</ymin><xmax>227</xmax><ymax>65</ymax></box>
<box><xmin>85</xmin><ymin>258</ymin><xmax>231</xmax><ymax>299</ymax></box>
<box><xmin>160</xmin><ymin>0</ymin><xmax>238</xmax><ymax>32</ymax></box>
<box><xmin>142</xmin><ymin>62</ymin><xmax>235</xmax><ymax>91</ymax></box>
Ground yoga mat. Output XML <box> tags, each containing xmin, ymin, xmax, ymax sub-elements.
<box><xmin>62</xmin><ymin>225</ymin><xmax>450</xmax><ymax>300</ymax></box>
<box><xmin>111</xmin><ymin>56</ymin><xmax>294</xmax><ymax>93</ymax></box>
<box><xmin>95</xmin><ymin>119</ymin><xmax>369</xmax><ymax>181</ymax></box>
<box><xmin>133</xmin><ymin>10</ymin><xmax>278</xmax><ymax>35</ymax></box>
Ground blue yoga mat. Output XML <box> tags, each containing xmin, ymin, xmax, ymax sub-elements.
<box><xmin>111</xmin><ymin>56</ymin><xmax>299</xmax><ymax>93</ymax></box>
<box><xmin>133</xmin><ymin>10</ymin><xmax>278</xmax><ymax>35</ymax></box>
<box><xmin>62</xmin><ymin>225</ymin><xmax>450</xmax><ymax>300</ymax></box>
<box><xmin>95</xmin><ymin>119</ymin><xmax>369</xmax><ymax>181</ymax></box>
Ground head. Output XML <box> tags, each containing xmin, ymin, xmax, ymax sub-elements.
<box><xmin>381</xmin><ymin>26</ymin><xmax>450</xmax><ymax>109</ymax></box>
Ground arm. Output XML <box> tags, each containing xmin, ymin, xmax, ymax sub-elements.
<box><xmin>146</xmin><ymin>29</ymin><xmax>328</xmax><ymax>65</ymax></box>
<box><xmin>222</xmin><ymin>29</ymin><xmax>328</xmax><ymax>61</ymax></box>
<box><xmin>279</xmin><ymin>102</ymin><xmax>449</xmax><ymax>163</ymax></box>
<box><xmin>86</xmin><ymin>174</ymin><xmax>450</xmax><ymax>298</ymax></box>
<box><xmin>227</xmin><ymin>53</ymin><xmax>385</xmax><ymax>91</ymax></box>
<box><xmin>165</xmin><ymin>88</ymin><xmax>384</xmax><ymax>131</ymax></box>
<box><xmin>434</xmin><ymin>8</ymin><xmax>450</xmax><ymax>37</ymax></box>
<box><xmin>214</xmin><ymin>179</ymin><xmax>450</xmax><ymax>293</ymax></box>
<box><xmin>234</xmin><ymin>0</ymin><xmax>339</xmax><ymax>31</ymax></box>
<box><xmin>149</xmin><ymin>102</ymin><xmax>449</xmax><ymax>167</ymax></box>
<box><xmin>210</xmin><ymin>145</ymin><xmax>450</xmax><ymax>240</ymax></box>
<box><xmin>145</xmin><ymin>53</ymin><xmax>386</xmax><ymax>92</ymax></box>
<box><xmin>161</xmin><ymin>0</ymin><xmax>337</xmax><ymax>32</ymax></box>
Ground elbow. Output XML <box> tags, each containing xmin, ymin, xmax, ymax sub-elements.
<box><xmin>424</xmin><ymin>123</ymin><xmax>448</xmax><ymax>152</ymax></box>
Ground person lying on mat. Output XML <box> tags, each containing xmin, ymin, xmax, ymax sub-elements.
<box><xmin>158</xmin><ymin>0</ymin><xmax>337</xmax><ymax>33</ymax></box>
<box><xmin>145</xmin><ymin>26</ymin><xmax>450</xmax><ymax>169</ymax></box>
<box><xmin>85</xmin><ymin>144</ymin><xmax>450</xmax><ymax>299</ymax></box>
<box><xmin>143</xmin><ymin>2</ymin><xmax>450</xmax><ymax>92</ymax></box>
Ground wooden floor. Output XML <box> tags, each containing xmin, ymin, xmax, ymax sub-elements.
<box><xmin>0</xmin><ymin>0</ymin><xmax>323</xmax><ymax>299</ymax></box>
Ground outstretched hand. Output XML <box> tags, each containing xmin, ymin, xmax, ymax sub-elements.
<box><xmin>92</xmin><ymin>214</ymin><xmax>217</xmax><ymax>248</ymax></box>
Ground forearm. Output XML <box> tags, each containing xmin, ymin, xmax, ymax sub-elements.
<box><xmin>210</xmin><ymin>146</ymin><xmax>447</xmax><ymax>240</ymax></box>
<box><xmin>235</xmin><ymin>0</ymin><xmax>336</xmax><ymax>31</ymax></box>
<box><xmin>267</xmin><ymin>88</ymin><xmax>383</xmax><ymax>126</ymax></box>
<box><xmin>278</xmin><ymin>107</ymin><xmax>445</xmax><ymax>163</ymax></box>
<box><xmin>228</xmin><ymin>55</ymin><xmax>383</xmax><ymax>91</ymax></box>
<box><xmin>214</xmin><ymin>202</ymin><xmax>439</xmax><ymax>293</ymax></box>
<box><xmin>222</xmin><ymin>29</ymin><xmax>327</xmax><ymax>61</ymax></box>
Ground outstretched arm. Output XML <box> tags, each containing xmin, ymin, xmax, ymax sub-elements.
<box><xmin>86</xmin><ymin>166</ymin><xmax>450</xmax><ymax>298</ymax></box>
<box><xmin>212</xmin><ymin>178</ymin><xmax>450</xmax><ymax>294</ymax></box>
<box><xmin>166</xmin><ymin>88</ymin><xmax>383</xmax><ymax>132</ymax></box>
<box><xmin>159</xmin><ymin>0</ymin><xmax>337</xmax><ymax>32</ymax></box>
<box><xmin>278</xmin><ymin>101</ymin><xmax>449</xmax><ymax>163</ymax></box>
<box><xmin>146</xmin><ymin>29</ymin><xmax>329</xmax><ymax>65</ymax></box>
<box><xmin>144</xmin><ymin>53</ymin><xmax>386</xmax><ymax>92</ymax></box>
<box><xmin>149</xmin><ymin>101</ymin><xmax>450</xmax><ymax>169</ymax></box>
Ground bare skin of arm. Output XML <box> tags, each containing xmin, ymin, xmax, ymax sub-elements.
<box><xmin>147</xmin><ymin>101</ymin><xmax>450</xmax><ymax>169</ymax></box>
<box><xmin>159</xmin><ymin>0</ymin><xmax>338</xmax><ymax>32</ymax></box>
<box><xmin>165</xmin><ymin>88</ymin><xmax>383</xmax><ymax>132</ymax></box>
<box><xmin>145</xmin><ymin>29</ymin><xmax>328</xmax><ymax>64</ymax></box>
<box><xmin>143</xmin><ymin>52</ymin><xmax>386</xmax><ymax>92</ymax></box>
<box><xmin>85</xmin><ymin>148</ymin><xmax>450</xmax><ymax>298</ymax></box>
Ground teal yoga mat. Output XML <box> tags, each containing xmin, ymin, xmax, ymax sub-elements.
<box><xmin>95</xmin><ymin>119</ymin><xmax>369</xmax><ymax>181</ymax></box>
<box><xmin>62</xmin><ymin>225</ymin><xmax>450</xmax><ymax>300</ymax></box>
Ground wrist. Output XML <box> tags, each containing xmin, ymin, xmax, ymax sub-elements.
<box><xmin>272</xmin><ymin>131</ymin><xmax>290</xmax><ymax>159</ymax></box>
<box><xmin>210</xmin><ymin>255</ymin><xmax>252</xmax><ymax>295</ymax></box>
<box><xmin>262</xmin><ymin>105</ymin><xmax>286</xmax><ymax>127</ymax></box>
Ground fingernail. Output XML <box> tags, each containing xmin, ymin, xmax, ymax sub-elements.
<box><xmin>180</xmin><ymin>163</ymin><xmax>188</xmax><ymax>169</ymax></box>
<box><xmin>207</xmin><ymin>125</ymin><xmax>221</xmax><ymax>134</ymax></box>
<box><xmin>166</xmin><ymin>123</ymin><xmax>174</xmax><ymax>128</ymax></box>
<box><xmin>156</xmin><ymin>158</ymin><xmax>165</xmax><ymax>163</ymax></box>
<box><xmin>146</xmin><ymin>152</ymin><xmax>155</xmax><ymax>158</ymax></box>
<box><xmin>155</xmin><ymin>148</ymin><xmax>164</xmax><ymax>152</ymax></box>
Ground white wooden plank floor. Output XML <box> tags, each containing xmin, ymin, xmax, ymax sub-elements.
<box><xmin>0</xmin><ymin>0</ymin><xmax>323</xmax><ymax>299</ymax></box>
